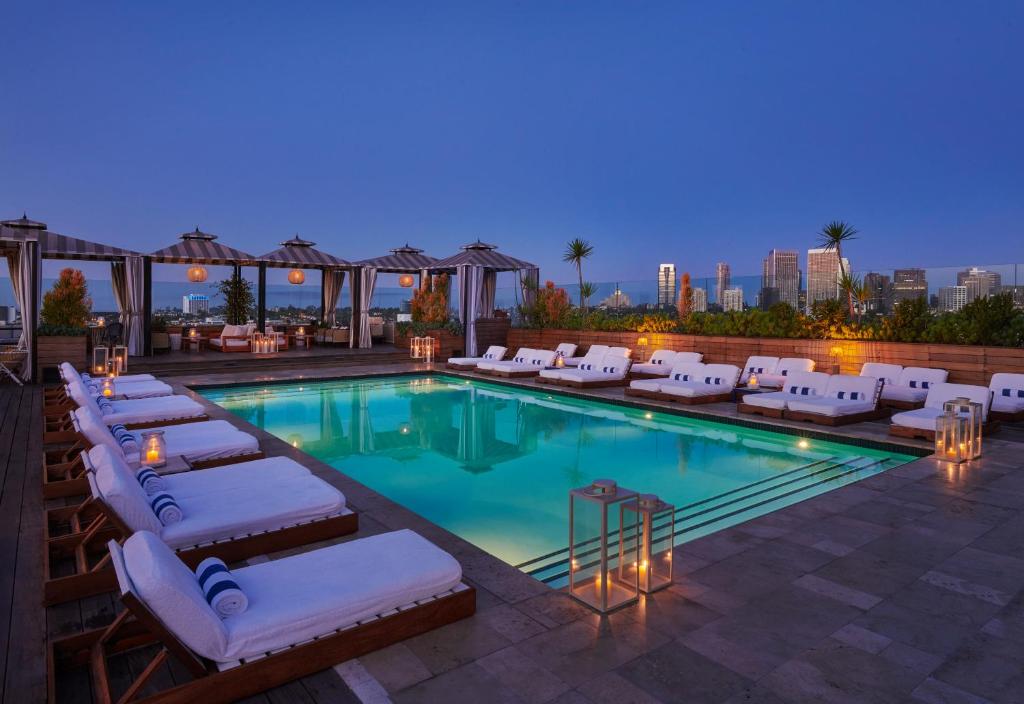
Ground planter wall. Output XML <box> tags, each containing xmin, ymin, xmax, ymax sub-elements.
<box><xmin>475</xmin><ymin>317</ymin><xmax>511</xmax><ymax>353</ymax></box>
<box><xmin>507</xmin><ymin>328</ymin><xmax>1024</xmax><ymax>386</ymax></box>
<box><xmin>37</xmin><ymin>335</ymin><xmax>88</xmax><ymax>382</ymax></box>
<box><xmin>395</xmin><ymin>330</ymin><xmax>464</xmax><ymax>359</ymax></box>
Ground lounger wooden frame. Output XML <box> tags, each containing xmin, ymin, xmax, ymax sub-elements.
<box><xmin>535</xmin><ymin>376</ymin><xmax>629</xmax><ymax>389</ymax></box>
<box><xmin>990</xmin><ymin>408</ymin><xmax>1024</xmax><ymax>423</ymax></box>
<box><xmin>44</xmin><ymin>410</ymin><xmax>210</xmax><ymax>445</ymax></box>
<box><xmin>784</xmin><ymin>407</ymin><xmax>891</xmax><ymax>427</ymax></box>
<box><xmin>446</xmin><ymin>361</ymin><xmax>483</xmax><ymax>371</ymax></box>
<box><xmin>624</xmin><ymin>387</ymin><xmax>732</xmax><ymax>405</ymax></box>
<box><xmin>43</xmin><ymin>440</ymin><xmax>264</xmax><ymax>499</ymax></box>
<box><xmin>42</xmin><ymin>493</ymin><xmax>359</xmax><ymax>605</ymax></box>
<box><xmin>486</xmin><ymin>368</ymin><xmax>543</xmax><ymax>378</ymax></box>
<box><xmin>889</xmin><ymin>420</ymin><xmax>1001</xmax><ymax>442</ymax></box>
<box><xmin>49</xmin><ymin>580</ymin><xmax>476</xmax><ymax>704</ymax></box>
<box><xmin>627</xmin><ymin>371</ymin><xmax>672</xmax><ymax>380</ymax></box>
<box><xmin>879</xmin><ymin>398</ymin><xmax>925</xmax><ymax>411</ymax></box>
<box><xmin>737</xmin><ymin>402</ymin><xmax>784</xmax><ymax>419</ymax></box>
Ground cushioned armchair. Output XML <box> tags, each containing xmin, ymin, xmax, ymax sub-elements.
<box><xmin>209</xmin><ymin>324</ymin><xmax>253</xmax><ymax>352</ymax></box>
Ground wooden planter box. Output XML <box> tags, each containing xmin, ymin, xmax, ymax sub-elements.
<box><xmin>395</xmin><ymin>329</ymin><xmax>464</xmax><ymax>360</ymax></box>
<box><xmin>37</xmin><ymin>335</ymin><xmax>88</xmax><ymax>382</ymax></box>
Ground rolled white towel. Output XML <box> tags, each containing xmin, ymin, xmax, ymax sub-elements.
<box><xmin>135</xmin><ymin>467</ymin><xmax>167</xmax><ymax>494</ymax></box>
<box><xmin>149</xmin><ymin>492</ymin><xmax>182</xmax><ymax>525</ymax></box>
<box><xmin>195</xmin><ymin>557</ymin><xmax>249</xmax><ymax>617</ymax></box>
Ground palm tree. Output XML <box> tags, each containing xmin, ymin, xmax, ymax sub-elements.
<box><xmin>579</xmin><ymin>282</ymin><xmax>596</xmax><ymax>310</ymax></box>
<box><xmin>839</xmin><ymin>272</ymin><xmax>866</xmax><ymax>324</ymax></box>
<box><xmin>817</xmin><ymin>221</ymin><xmax>858</xmax><ymax>318</ymax></box>
<box><xmin>563</xmin><ymin>238</ymin><xmax>594</xmax><ymax>310</ymax></box>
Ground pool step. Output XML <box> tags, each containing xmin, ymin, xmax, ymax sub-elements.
<box><xmin>519</xmin><ymin>455</ymin><xmax>899</xmax><ymax>585</ymax></box>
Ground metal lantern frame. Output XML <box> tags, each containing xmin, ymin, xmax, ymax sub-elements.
<box><xmin>619</xmin><ymin>494</ymin><xmax>675</xmax><ymax>594</ymax></box>
<box><xmin>140</xmin><ymin>429</ymin><xmax>167</xmax><ymax>468</ymax></box>
<box><xmin>113</xmin><ymin>345</ymin><xmax>129</xmax><ymax>373</ymax></box>
<box><xmin>934</xmin><ymin>396</ymin><xmax>983</xmax><ymax>463</ymax></box>
<box><xmin>568</xmin><ymin>479</ymin><xmax>640</xmax><ymax>614</ymax></box>
<box><xmin>250</xmin><ymin>332</ymin><xmax>278</xmax><ymax>356</ymax></box>
<box><xmin>106</xmin><ymin>359</ymin><xmax>119</xmax><ymax>379</ymax></box>
<box><xmin>92</xmin><ymin>347</ymin><xmax>109</xmax><ymax>376</ymax></box>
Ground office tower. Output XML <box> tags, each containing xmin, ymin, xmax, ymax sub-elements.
<box><xmin>715</xmin><ymin>262</ymin><xmax>730</xmax><ymax>305</ymax></box>
<box><xmin>182</xmin><ymin>293</ymin><xmax>210</xmax><ymax>315</ymax></box>
<box><xmin>691</xmin><ymin>287</ymin><xmax>707</xmax><ymax>313</ymax></box>
<box><xmin>938</xmin><ymin>286</ymin><xmax>968</xmax><ymax>312</ymax></box>
<box><xmin>761</xmin><ymin>249</ymin><xmax>799</xmax><ymax>310</ymax></box>
<box><xmin>805</xmin><ymin>248</ymin><xmax>848</xmax><ymax>312</ymax></box>
<box><xmin>863</xmin><ymin>272</ymin><xmax>894</xmax><ymax>313</ymax></box>
<box><xmin>657</xmin><ymin>263</ymin><xmax>677</xmax><ymax>307</ymax></box>
<box><xmin>957</xmin><ymin>267</ymin><xmax>1001</xmax><ymax>303</ymax></box>
<box><xmin>893</xmin><ymin>268</ymin><xmax>928</xmax><ymax>304</ymax></box>
<box><xmin>722</xmin><ymin>287</ymin><xmax>744</xmax><ymax>312</ymax></box>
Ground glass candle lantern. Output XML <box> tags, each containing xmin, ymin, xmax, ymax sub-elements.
<box><xmin>101</xmin><ymin>377</ymin><xmax>114</xmax><ymax>398</ymax></box>
<box><xmin>92</xmin><ymin>347</ymin><xmax>110</xmax><ymax>375</ymax></box>
<box><xmin>619</xmin><ymin>494</ymin><xmax>675</xmax><ymax>594</ymax></box>
<box><xmin>569</xmin><ymin>479</ymin><xmax>640</xmax><ymax>613</ymax></box>
<box><xmin>106</xmin><ymin>359</ymin><xmax>119</xmax><ymax>379</ymax></box>
<box><xmin>747</xmin><ymin>373</ymin><xmax>759</xmax><ymax>389</ymax></box>
<box><xmin>189</xmin><ymin>327</ymin><xmax>198</xmax><ymax>339</ymax></box>
<box><xmin>113</xmin><ymin>345</ymin><xmax>128</xmax><ymax>373</ymax></box>
<box><xmin>140</xmin><ymin>430</ymin><xmax>167</xmax><ymax>468</ymax></box>
<box><xmin>410</xmin><ymin>337</ymin><xmax>421</xmax><ymax>359</ymax></box>
<box><xmin>423</xmin><ymin>336</ymin><xmax>434</xmax><ymax>363</ymax></box>
<box><xmin>554</xmin><ymin>351</ymin><xmax>565</xmax><ymax>368</ymax></box>
<box><xmin>935</xmin><ymin>397</ymin><xmax>983</xmax><ymax>462</ymax></box>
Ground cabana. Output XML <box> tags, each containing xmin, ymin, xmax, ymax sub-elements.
<box><xmin>431</xmin><ymin>241</ymin><xmax>539</xmax><ymax>357</ymax></box>
<box><xmin>2</xmin><ymin>215</ymin><xmax>145</xmax><ymax>381</ymax></box>
<box><xmin>352</xmin><ymin>245</ymin><xmax>440</xmax><ymax>349</ymax></box>
<box><xmin>258</xmin><ymin>235</ymin><xmax>352</xmax><ymax>333</ymax></box>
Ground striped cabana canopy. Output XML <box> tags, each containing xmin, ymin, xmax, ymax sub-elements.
<box><xmin>1</xmin><ymin>215</ymin><xmax>140</xmax><ymax>261</ymax></box>
<box><xmin>354</xmin><ymin>244</ymin><xmax>439</xmax><ymax>273</ymax></box>
<box><xmin>150</xmin><ymin>227</ymin><xmax>260</xmax><ymax>265</ymax></box>
<box><xmin>259</xmin><ymin>235</ymin><xmax>351</xmax><ymax>269</ymax></box>
<box><xmin>431</xmin><ymin>240</ymin><xmax>536</xmax><ymax>272</ymax></box>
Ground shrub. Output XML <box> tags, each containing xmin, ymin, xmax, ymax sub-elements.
<box><xmin>518</xmin><ymin>281</ymin><xmax>572</xmax><ymax>328</ymax></box>
<box><xmin>216</xmin><ymin>273</ymin><xmax>254</xmax><ymax>325</ymax></box>
<box><xmin>411</xmin><ymin>274</ymin><xmax>449</xmax><ymax>324</ymax></box>
<box><xmin>40</xmin><ymin>268</ymin><xmax>91</xmax><ymax>331</ymax></box>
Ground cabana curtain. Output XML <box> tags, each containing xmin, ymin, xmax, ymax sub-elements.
<box><xmin>352</xmin><ymin>267</ymin><xmax>377</xmax><ymax>349</ymax></box>
<box><xmin>6</xmin><ymin>254</ymin><xmax>22</xmax><ymax>347</ymax></box>
<box><xmin>457</xmin><ymin>263</ymin><xmax>483</xmax><ymax>357</ymax></box>
<box><xmin>15</xmin><ymin>241</ymin><xmax>40</xmax><ymax>381</ymax></box>
<box><xmin>110</xmin><ymin>256</ymin><xmax>145</xmax><ymax>356</ymax></box>
<box><xmin>321</xmin><ymin>269</ymin><xmax>346</xmax><ymax>328</ymax></box>
<box><xmin>479</xmin><ymin>270</ymin><xmax>497</xmax><ymax>318</ymax></box>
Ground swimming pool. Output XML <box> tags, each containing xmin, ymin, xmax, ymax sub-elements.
<box><xmin>201</xmin><ymin>374</ymin><xmax>918</xmax><ymax>583</ymax></box>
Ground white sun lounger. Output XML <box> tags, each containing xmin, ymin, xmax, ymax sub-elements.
<box><xmin>880</xmin><ymin>366</ymin><xmax>949</xmax><ymax>409</ymax></box>
<box><xmin>446</xmin><ymin>345</ymin><xmax>507</xmax><ymax>370</ymax></box>
<box><xmin>756</xmin><ymin>358</ymin><xmax>815</xmax><ymax>389</ymax></box>
<box><xmin>739</xmin><ymin>356</ymin><xmax>780</xmax><ymax>384</ymax></box>
<box><xmin>989</xmin><ymin>372</ymin><xmax>1024</xmax><ymax>422</ymax></box>
<box><xmin>784</xmin><ymin>375</ymin><xmax>887</xmax><ymax>425</ymax></box>
<box><xmin>740</xmin><ymin>371</ymin><xmax>831</xmax><ymax>417</ymax></box>
<box><xmin>64</xmin><ymin>378</ymin><xmax>206</xmax><ymax>427</ymax></box>
<box><xmin>563</xmin><ymin>344</ymin><xmax>609</xmax><ymax>367</ymax></box>
<box><xmin>486</xmin><ymin>349</ymin><xmax>556</xmax><ymax>377</ymax></box>
<box><xmin>628</xmin><ymin>362</ymin><xmax>706</xmax><ymax>394</ymax></box>
<box><xmin>627</xmin><ymin>363</ymin><xmax>739</xmax><ymax>404</ymax></box>
<box><xmin>538</xmin><ymin>349</ymin><xmax>632</xmax><ymax>387</ymax></box>
<box><xmin>860</xmin><ymin>363</ymin><xmax>903</xmax><ymax>387</ymax></box>
<box><xmin>890</xmin><ymin>382</ymin><xmax>995</xmax><ymax>440</ymax></box>
<box><xmin>630</xmin><ymin>350</ymin><xmax>703</xmax><ymax>377</ymax></box>
<box><xmin>477</xmin><ymin>347</ymin><xmax>532</xmax><ymax>372</ymax></box>
<box><xmin>60</xmin><ymin>362</ymin><xmax>170</xmax><ymax>398</ymax></box>
<box><xmin>61</xmin><ymin>361</ymin><xmax>156</xmax><ymax>384</ymax></box>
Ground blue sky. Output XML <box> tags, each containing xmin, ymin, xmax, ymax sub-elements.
<box><xmin>2</xmin><ymin>2</ymin><xmax>1021</xmax><ymax>283</ymax></box>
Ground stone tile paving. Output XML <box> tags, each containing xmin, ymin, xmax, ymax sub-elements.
<box><xmin>169</xmin><ymin>362</ymin><xmax>1024</xmax><ymax>703</ymax></box>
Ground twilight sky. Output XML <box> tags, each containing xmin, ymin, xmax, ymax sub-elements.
<box><xmin>2</xmin><ymin>1</ymin><xmax>1021</xmax><ymax>283</ymax></box>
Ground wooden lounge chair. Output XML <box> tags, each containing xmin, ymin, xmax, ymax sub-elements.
<box><xmin>628</xmin><ymin>351</ymin><xmax>702</xmax><ymax>379</ymax></box>
<box><xmin>889</xmin><ymin>382</ymin><xmax>999</xmax><ymax>441</ymax></box>
<box><xmin>537</xmin><ymin>348</ymin><xmax>632</xmax><ymax>388</ymax></box>
<box><xmin>783</xmin><ymin>376</ymin><xmax>891</xmax><ymax>427</ymax></box>
<box><xmin>879</xmin><ymin>366</ymin><xmax>949</xmax><ymax>410</ymax></box>
<box><xmin>989</xmin><ymin>373</ymin><xmax>1024</xmax><ymax>423</ymax></box>
<box><xmin>625</xmin><ymin>363</ymin><xmax>740</xmax><ymax>405</ymax></box>
<box><xmin>446</xmin><ymin>345</ymin><xmax>507</xmax><ymax>371</ymax></box>
<box><xmin>738</xmin><ymin>371</ymin><xmax>832</xmax><ymax>420</ymax></box>
<box><xmin>49</xmin><ymin>532</ymin><xmax>476</xmax><ymax>704</ymax></box>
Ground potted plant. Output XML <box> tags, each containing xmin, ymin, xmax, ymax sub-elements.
<box><xmin>37</xmin><ymin>268</ymin><xmax>91</xmax><ymax>381</ymax></box>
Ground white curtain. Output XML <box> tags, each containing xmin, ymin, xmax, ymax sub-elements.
<box><xmin>321</xmin><ymin>269</ymin><xmax>346</xmax><ymax>327</ymax></box>
<box><xmin>519</xmin><ymin>267</ymin><xmax>540</xmax><ymax>309</ymax></box>
<box><xmin>480</xmin><ymin>270</ymin><xmax>497</xmax><ymax>317</ymax></box>
<box><xmin>6</xmin><ymin>253</ymin><xmax>22</xmax><ymax>348</ymax></box>
<box><xmin>457</xmin><ymin>263</ymin><xmax>483</xmax><ymax>357</ymax></box>
<box><xmin>16</xmin><ymin>241</ymin><xmax>40</xmax><ymax>381</ymax></box>
<box><xmin>350</xmin><ymin>267</ymin><xmax>377</xmax><ymax>349</ymax></box>
<box><xmin>111</xmin><ymin>256</ymin><xmax>145</xmax><ymax>356</ymax></box>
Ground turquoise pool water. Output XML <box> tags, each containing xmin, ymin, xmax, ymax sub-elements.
<box><xmin>201</xmin><ymin>375</ymin><xmax>917</xmax><ymax>582</ymax></box>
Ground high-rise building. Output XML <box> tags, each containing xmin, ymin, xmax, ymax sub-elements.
<box><xmin>938</xmin><ymin>285</ymin><xmax>968</xmax><ymax>312</ymax></box>
<box><xmin>957</xmin><ymin>267</ymin><xmax>1001</xmax><ymax>303</ymax></box>
<box><xmin>805</xmin><ymin>248</ymin><xmax>848</xmax><ymax>312</ymax></box>
<box><xmin>182</xmin><ymin>293</ymin><xmax>210</xmax><ymax>315</ymax></box>
<box><xmin>691</xmin><ymin>287</ymin><xmax>707</xmax><ymax>313</ymax></box>
<box><xmin>863</xmin><ymin>272</ymin><xmax>894</xmax><ymax>313</ymax></box>
<box><xmin>722</xmin><ymin>287</ymin><xmax>744</xmax><ymax>312</ymax></box>
<box><xmin>657</xmin><ymin>263</ymin><xmax>677</xmax><ymax>308</ymax></box>
<box><xmin>715</xmin><ymin>262</ymin><xmax>730</xmax><ymax>305</ymax></box>
<box><xmin>1002</xmin><ymin>284</ymin><xmax>1024</xmax><ymax>309</ymax></box>
<box><xmin>761</xmin><ymin>249</ymin><xmax>799</xmax><ymax>310</ymax></box>
<box><xmin>893</xmin><ymin>268</ymin><xmax>928</xmax><ymax>304</ymax></box>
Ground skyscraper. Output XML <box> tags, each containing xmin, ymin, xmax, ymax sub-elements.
<box><xmin>182</xmin><ymin>293</ymin><xmax>210</xmax><ymax>315</ymax></box>
<box><xmin>761</xmin><ymin>249</ymin><xmax>799</xmax><ymax>310</ymax></box>
<box><xmin>722</xmin><ymin>287</ymin><xmax>744</xmax><ymax>312</ymax></box>
<box><xmin>863</xmin><ymin>272</ymin><xmax>894</xmax><ymax>313</ymax></box>
<box><xmin>938</xmin><ymin>285</ymin><xmax>968</xmax><ymax>312</ymax></box>
<box><xmin>805</xmin><ymin>248</ymin><xmax>848</xmax><ymax>312</ymax></box>
<box><xmin>657</xmin><ymin>263</ymin><xmax>677</xmax><ymax>307</ymax></box>
<box><xmin>691</xmin><ymin>287</ymin><xmax>707</xmax><ymax>313</ymax></box>
<box><xmin>715</xmin><ymin>262</ymin><xmax>730</xmax><ymax>305</ymax></box>
<box><xmin>893</xmin><ymin>268</ymin><xmax>928</xmax><ymax>304</ymax></box>
<box><xmin>957</xmin><ymin>267</ymin><xmax>1001</xmax><ymax>303</ymax></box>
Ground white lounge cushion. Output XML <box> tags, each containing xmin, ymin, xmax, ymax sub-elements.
<box><xmin>740</xmin><ymin>356</ymin><xmax>779</xmax><ymax>383</ymax></box>
<box><xmin>743</xmin><ymin>371</ymin><xmax>831</xmax><ymax>410</ymax></box>
<box><xmin>478</xmin><ymin>348</ymin><xmax>532</xmax><ymax>371</ymax></box>
<box><xmin>538</xmin><ymin>369</ymin><xmax>566</xmax><ymax>381</ymax></box>
<box><xmin>448</xmin><ymin>345</ymin><xmax>506</xmax><ymax>365</ymax></box>
<box><xmin>673</xmin><ymin>352</ymin><xmax>703</xmax><ymax>364</ymax></box>
<box><xmin>882</xmin><ymin>367</ymin><xmax>949</xmax><ymax>403</ymax></box>
<box><xmin>110</xmin><ymin>379</ymin><xmax>174</xmax><ymax>399</ymax></box>
<box><xmin>563</xmin><ymin>345</ymin><xmax>609</xmax><ymax>367</ymax></box>
<box><xmin>758</xmin><ymin>358</ymin><xmax>815</xmax><ymax>388</ymax></box>
<box><xmin>742</xmin><ymin>391</ymin><xmax>794</xmax><ymax>410</ymax></box>
<box><xmin>890</xmin><ymin>407</ymin><xmax>944</xmax><ymax>431</ymax></box>
<box><xmin>881</xmin><ymin>385</ymin><xmax>929</xmax><ymax>404</ymax></box>
<box><xmin>128</xmin><ymin>421</ymin><xmax>259</xmax><ymax>466</ymax></box>
<box><xmin>629</xmin><ymin>379</ymin><xmax>664</xmax><ymax>393</ymax></box>
<box><xmin>891</xmin><ymin>382</ymin><xmax>994</xmax><ymax>430</ymax></box>
<box><xmin>630</xmin><ymin>362</ymin><xmax>673</xmax><ymax>376</ymax></box>
<box><xmin>861</xmin><ymin>363</ymin><xmax>903</xmax><ymax>386</ymax></box>
<box><xmin>787</xmin><ymin>374</ymin><xmax>880</xmax><ymax>416</ymax></box>
<box><xmin>103</xmin><ymin>396</ymin><xmax>206</xmax><ymax>426</ymax></box>
<box><xmin>554</xmin><ymin>343</ymin><xmax>578</xmax><ymax>358</ymax></box>
<box><xmin>787</xmin><ymin>397</ymin><xmax>876</xmax><ymax>417</ymax></box>
<box><xmin>63</xmin><ymin>362</ymin><xmax>155</xmax><ymax>384</ymax></box>
<box><xmin>660</xmin><ymin>362</ymin><xmax>707</xmax><ymax>385</ymax></box>
<box><xmin>209</xmin><ymin>337</ymin><xmax>249</xmax><ymax>349</ymax></box>
<box><xmin>660</xmin><ymin>381</ymin><xmax>732</xmax><ymax>398</ymax></box>
<box><xmin>989</xmin><ymin>373</ymin><xmax>1024</xmax><ymax>414</ymax></box>
<box><xmin>555</xmin><ymin>352</ymin><xmax>630</xmax><ymax>382</ymax></box>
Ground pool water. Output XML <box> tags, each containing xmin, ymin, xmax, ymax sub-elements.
<box><xmin>201</xmin><ymin>375</ymin><xmax>917</xmax><ymax>583</ymax></box>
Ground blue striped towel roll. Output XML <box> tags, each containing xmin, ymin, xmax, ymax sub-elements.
<box><xmin>109</xmin><ymin>424</ymin><xmax>139</xmax><ymax>460</ymax></box>
<box><xmin>672</xmin><ymin>373</ymin><xmax>690</xmax><ymax>381</ymax></box>
<box><xmin>195</xmin><ymin>557</ymin><xmax>248</xmax><ymax>617</ymax></box>
<box><xmin>96</xmin><ymin>395</ymin><xmax>114</xmax><ymax>416</ymax></box>
<box><xmin>135</xmin><ymin>467</ymin><xmax>166</xmax><ymax>494</ymax></box>
<box><xmin>149</xmin><ymin>492</ymin><xmax>183</xmax><ymax>525</ymax></box>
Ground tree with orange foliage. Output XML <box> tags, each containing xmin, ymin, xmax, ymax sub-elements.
<box><xmin>41</xmin><ymin>268</ymin><xmax>92</xmax><ymax>329</ymax></box>
<box><xmin>677</xmin><ymin>273</ymin><xmax>693</xmax><ymax>317</ymax></box>
<box><xmin>411</xmin><ymin>273</ymin><xmax>450</xmax><ymax>324</ymax></box>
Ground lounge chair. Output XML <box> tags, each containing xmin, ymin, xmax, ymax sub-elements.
<box><xmin>477</xmin><ymin>347</ymin><xmax>532</xmax><ymax>372</ymax></box>
<box><xmin>552</xmin><ymin>342</ymin><xmax>578</xmax><ymax>365</ymax></box>
<box><xmin>630</xmin><ymin>351</ymin><xmax>703</xmax><ymax>379</ymax></box>
<box><xmin>446</xmin><ymin>345</ymin><xmax>507</xmax><ymax>370</ymax></box>
<box><xmin>784</xmin><ymin>375</ymin><xmax>889</xmax><ymax>426</ymax></box>
<box><xmin>563</xmin><ymin>344</ymin><xmax>609</xmax><ymax>367</ymax></box>
<box><xmin>209</xmin><ymin>323</ymin><xmax>253</xmax><ymax>352</ymax></box>
<box><xmin>486</xmin><ymin>349</ymin><xmax>557</xmax><ymax>377</ymax></box>
<box><xmin>989</xmin><ymin>373</ymin><xmax>1024</xmax><ymax>422</ymax></box>
<box><xmin>43</xmin><ymin>444</ymin><xmax>357</xmax><ymax>605</ymax></box>
<box><xmin>626</xmin><ymin>363</ymin><xmax>740</xmax><ymax>404</ymax></box>
<box><xmin>50</xmin><ymin>530</ymin><xmax>475</xmax><ymax>704</ymax></box>
<box><xmin>537</xmin><ymin>348</ymin><xmax>632</xmax><ymax>388</ymax></box>
<box><xmin>889</xmin><ymin>382</ymin><xmax>997</xmax><ymax>441</ymax></box>
<box><xmin>755</xmin><ymin>358</ymin><xmax>815</xmax><ymax>389</ymax></box>
<box><xmin>738</xmin><ymin>371</ymin><xmax>832</xmax><ymax>418</ymax></box>
<box><xmin>44</xmin><ymin>405</ymin><xmax>262</xmax><ymax>499</ymax></box>
<box><xmin>880</xmin><ymin>366</ymin><xmax>949</xmax><ymax>410</ymax></box>
<box><xmin>860</xmin><ymin>362</ymin><xmax>903</xmax><ymax>387</ymax></box>
<box><xmin>739</xmin><ymin>356</ymin><xmax>780</xmax><ymax>385</ymax></box>
<box><xmin>60</xmin><ymin>362</ymin><xmax>170</xmax><ymax>399</ymax></box>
